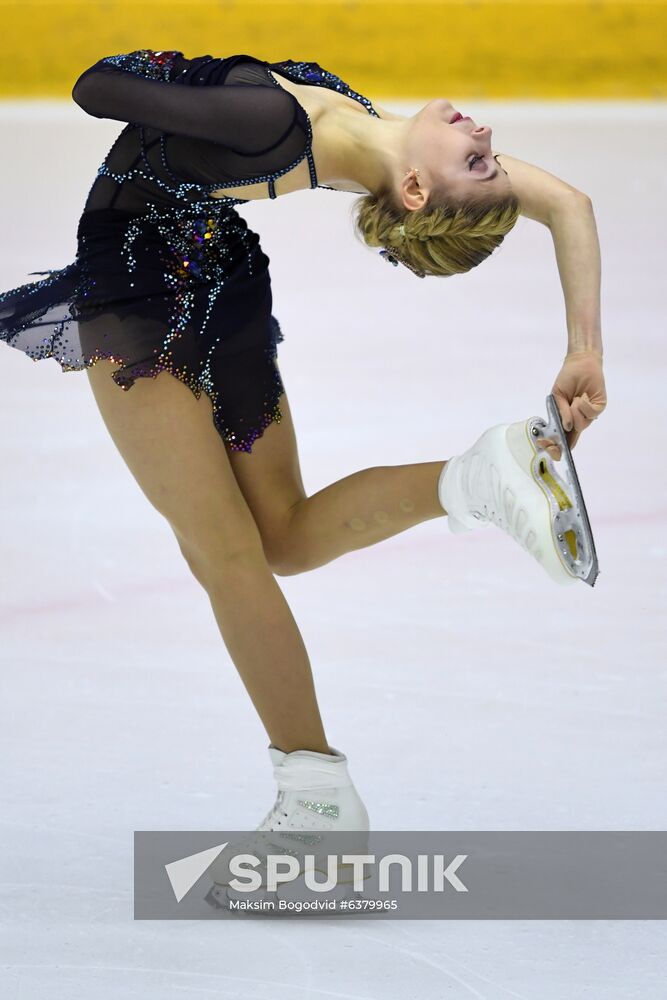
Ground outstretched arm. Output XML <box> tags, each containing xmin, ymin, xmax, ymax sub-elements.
<box><xmin>546</xmin><ymin>195</ymin><xmax>606</xmax><ymax>449</ymax></box>
<box><xmin>495</xmin><ymin>152</ymin><xmax>606</xmax><ymax>448</ymax></box>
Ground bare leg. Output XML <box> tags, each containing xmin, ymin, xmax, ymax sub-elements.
<box><xmin>279</xmin><ymin>462</ymin><xmax>448</xmax><ymax>575</ymax></box>
<box><xmin>85</xmin><ymin>360</ymin><xmax>329</xmax><ymax>755</ymax></box>
<box><xmin>193</xmin><ymin>558</ymin><xmax>329</xmax><ymax>754</ymax></box>
<box><xmin>222</xmin><ymin>379</ymin><xmax>450</xmax><ymax>577</ymax></box>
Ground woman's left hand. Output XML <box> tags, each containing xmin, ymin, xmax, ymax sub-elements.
<box><xmin>551</xmin><ymin>349</ymin><xmax>607</xmax><ymax>451</ymax></box>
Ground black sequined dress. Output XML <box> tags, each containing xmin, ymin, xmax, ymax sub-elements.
<box><xmin>0</xmin><ymin>50</ymin><xmax>380</xmax><ymax>452</ymax></box>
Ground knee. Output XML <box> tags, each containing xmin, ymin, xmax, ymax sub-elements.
<box><xmin>263</xmin><ymin>537</ymin><xmax>310</xmax><ymax>577</ymax></box>
<box><xmin>175</xmin><ymin>533</ymin><xmax>270</xmax><ymax>589</ymax></box>
<box><xmin>252</xmin><ymin>505</ymin><xmax>311</xmax><ymax>577</ymax></box>
<box><xmin>269</xmin><ymin>555</ymin><xmax>308</xmax><ymax>577</ymax></box>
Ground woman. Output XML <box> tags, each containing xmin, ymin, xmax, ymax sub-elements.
<box><xmin>0</xmin><ymin>50</ymin><xmax>606</xmax><ymax>852</ymax></box>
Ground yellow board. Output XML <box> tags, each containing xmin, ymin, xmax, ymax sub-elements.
<box><xmin>1</xmin><ymin>1</ymin><xmax>665</xmax><ymax>99</ymax></box>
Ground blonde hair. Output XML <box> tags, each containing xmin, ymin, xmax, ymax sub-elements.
<box><xmin>352</xmin><ymin>183</ymin><xmax>521</xmax><ymax>278</ymax></box>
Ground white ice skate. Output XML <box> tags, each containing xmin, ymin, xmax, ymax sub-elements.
<box><xmin>438</xmin><ymin>395</ymin><xmax>599</xmax><ymax>587</ymax></box>
<box><xmin>205</xmin><ymin>745</ymin><xmax>370</xmax><ymax>911</ymax></box>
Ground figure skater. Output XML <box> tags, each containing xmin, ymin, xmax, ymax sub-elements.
<box><xmin>0</xmin><ymin>50</ymin><xmax>606</xmax><ymax>876</ymax></box>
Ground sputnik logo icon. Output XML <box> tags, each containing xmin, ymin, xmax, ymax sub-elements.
<box><xmin>164</xmin><ymin>842</ymin><xmax>228</xmax><ymax>902</ymax></box>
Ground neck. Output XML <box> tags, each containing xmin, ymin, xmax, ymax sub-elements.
<box><xmin>317</xmin><ymin>110</ymin><xmax>412</xmax><ymax>195</ymax></box>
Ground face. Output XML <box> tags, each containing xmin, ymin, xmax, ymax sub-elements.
<box><xmin>401</xmin><ymin>98</ymin><xmax>511</xmax><ymax>207</ymax></box>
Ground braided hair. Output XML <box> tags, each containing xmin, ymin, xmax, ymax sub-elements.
<box><xmin>352</xmin><ymin>174</ymin><xmax>521</xmax><ymax>278</ymax></box>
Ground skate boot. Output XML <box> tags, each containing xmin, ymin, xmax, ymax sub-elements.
<box><xmin>206</xmin><ymin>745</ymin><xmax>370</xmax><ymax>910</ymax></box>
<box><xmin>438</xmin><ymin>395</ymin><xmax>599</xmax><ymax>586</ymax></box>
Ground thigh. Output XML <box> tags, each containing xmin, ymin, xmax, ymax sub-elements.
<box><xmin>223</xmin><ymin>359</ymin><xmax>308</xmax><ymax>544</ymax></box>
<box><xmin>84</xmin><ymin>359</ymin><xmax>265</xmax><ymax>565</ymax></box>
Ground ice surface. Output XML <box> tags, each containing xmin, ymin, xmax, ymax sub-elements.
<box><xmin>1</xmin><ymin>98</ymin><xmax>665</xmax><ymax>999</ymax></box>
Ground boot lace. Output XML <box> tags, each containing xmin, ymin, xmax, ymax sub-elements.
<box><xmin>257</xmin><ymin>790</ymin><xmax>289</xmax><ymax>831</ymax></box>
<box><xmin>464</xmin><ymin>456</ymin><xmax>541</xmax><ymax>556</ymax></box>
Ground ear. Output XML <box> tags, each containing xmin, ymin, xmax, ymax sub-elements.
<box><xmin>400</xmin><ymin>170</ymin><xmax>428</xmax><ymax>212</ymax></box>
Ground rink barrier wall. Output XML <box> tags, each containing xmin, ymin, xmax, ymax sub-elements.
<box><xmin>2</xmin><ymin>0</ymin><xmax>666</xmax><ymax>99</ymax></box>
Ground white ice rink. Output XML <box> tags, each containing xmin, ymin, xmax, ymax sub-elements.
<box><xmin>1</xmin><ymin>99</ymin><xmax>666</xmax><ymax>997</ymax></box>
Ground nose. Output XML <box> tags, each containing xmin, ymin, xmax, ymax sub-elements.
<box><xmin>469</xmin><ymin>124</ymin><xmax>492</xmax><ymax>147</ymax></box>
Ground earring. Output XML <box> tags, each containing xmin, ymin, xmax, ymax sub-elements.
<box><xmin>405</xmin><ymin>167</ymin><xmax>420</xmax><ymax>178</ymax></box>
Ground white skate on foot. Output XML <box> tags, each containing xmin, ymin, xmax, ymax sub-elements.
<box><xmin>206</xmin><ymin>745</ymin><xmax>370</xmax><ymax>911</ymax></box>
<box><xmin>438</xmin><ymin>395</ymin><xmax>599</xmax><ymax>587</ymax></box>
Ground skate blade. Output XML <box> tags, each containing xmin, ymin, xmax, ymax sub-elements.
<box><xmin>527</xmin><ymin>394</ymin><xmax>599</xmax><ymax>587</ymax></box>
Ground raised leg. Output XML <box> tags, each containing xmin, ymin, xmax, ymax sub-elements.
<box><xmin>223</xmin><ymin>375</ymin><xmax>448</xmax><ymax>576</ymax></box>
<box><xmin>279</xmin><ymin>461</ymin><xmax>447</xmax><ymax>573</ymax></box>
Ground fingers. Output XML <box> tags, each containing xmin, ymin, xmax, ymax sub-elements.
<box><xmin>567</xmin><ymin>393</ymin><xmax>599</xmax><ymax>449</ymax></box>
<box><xmin>575</xmin><ymin>392</ymin><xmax>605</xmax><ymax>422</ymax></box>
<box><xmin>553</xmin><ymin>391</ymin><xmax>574</xmax><ymax>433</ymax></box>
<box><xmin>538</xmin><ymin>436</ymin><xmax>562</xmax><ymax>461</ymax></box>
<box><xmin>572</xmin><ymin>394</ymin><xmax>598</xmax><ymax>432</ymax></box>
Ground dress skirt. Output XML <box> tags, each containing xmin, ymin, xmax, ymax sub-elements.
<box><xmin>0</xmin><ymin>201</ymin><xmax>286</xmax><ymax>453</ymax></box>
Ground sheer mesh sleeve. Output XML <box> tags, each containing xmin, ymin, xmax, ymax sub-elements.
<box><xmin>71</xmin><ymin>51</ymin><xmax>299</xmax><ymax>154</ymax></box>
<box><xmin>72</xmin><ymin>50</ymin><xmax>312</xmax><ymax>208</ymax></box>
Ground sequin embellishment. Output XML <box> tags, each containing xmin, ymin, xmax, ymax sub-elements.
<box><xmin>266</xmin><ymin>59</ymin><xmax>381</xmax><ymax>194</ymax></box>
<box><xmin>268</xmin><ymin>59</ymin><xmax>381</xmax><ymax>120</ymax></box>
<box><xmin>297</xmin><ymin>800</ymin><xmax>340</xmax><ymax>819</ymax></box>
<box><xmin>98</xmin><ymin>201</ymin><xmax>286</xmax><ymax>454</ymax></box>
<box><xmin>100</xmin><ymin>48</ymin><xmax>180</xmax><ymax>79</ymax></box>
